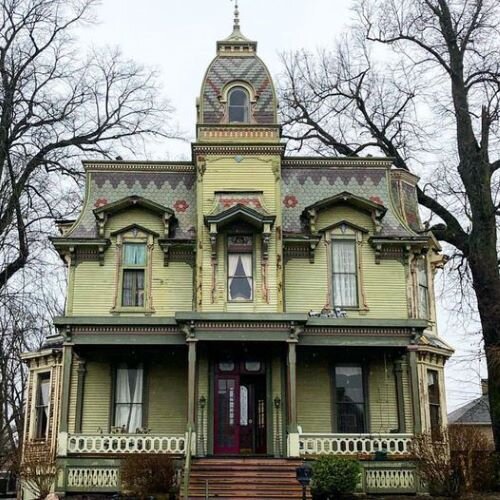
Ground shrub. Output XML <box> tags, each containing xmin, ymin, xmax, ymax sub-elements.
<box><xmin>20</xmin><ymin>455</ymin><xmax>57</xmax><ymax>500</ymax></box>
<box><xmin>120</xmin><ymin>454</ymin><xmax>177</xmax><ymax>498</ymax></box>
<box><xmin>311</xmin><ymin>456</ymin><xmax>361</xmax><ymax>499</ymax></box>
<box><xmin>410</xmin><ymin>426</ymin><xmax>496</xmax><ymax>496</ymax></box>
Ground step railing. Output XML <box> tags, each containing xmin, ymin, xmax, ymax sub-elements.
<box><xmin>66</xmin><ymin>433</ymin><xmax>186</xmax><ymax>454</ymax></box>
<box><xmin>298</xmin><ymin>433</ymin><xmax>413</xmax><ymax>457</ymax></box>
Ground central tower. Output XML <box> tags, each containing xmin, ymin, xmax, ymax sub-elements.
<box><xmin>194</xmin><ymin>6</ymin><xmax>284</xmax><ymax>312</ymax></box>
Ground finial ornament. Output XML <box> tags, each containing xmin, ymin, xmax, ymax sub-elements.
<box><xmin>230</xmin><ymin>0</ymin><xmax>240</xmax><ymax>30</ymax></box>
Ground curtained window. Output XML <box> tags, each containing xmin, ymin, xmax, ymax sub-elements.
<box><xmin>332</xmin><ymin>239</ymin><xmax>358</xmax><ymax>307</ymax></box>
<box><xmin>114</xmin><ymin>363</ymin><xmax>144</xmax><ymax>432</ymax></box>
<box><xmin>35</xmin><ymin>372</ymin><xmax>50</xmax><ymax>439</ymax></box>
<box><xmin>428</xmin><ymin>370</ymin><xmax>441</xmax><ymax>440</ymax></box>
<box><xmin>122</xmin><ymin>243</ymin><xmax>146</xmax><ymax>307</ymax></box>
<box><xmin>228</xmin><ymin>87</ymin><xmax>249</xmax><ymax>123</ymax></box>
<box><xmin>417</xmin><ymin>259</ymin><xmax>429</xmax><ymax>319</ymax></box>
<box><xmin>228</xmin><ymin>235</ymin><xmax>253</xmax><ymax>301</ymax></box>
<box><xmin>334</xmin><ymin>365</ymin><xmax>365</xmax><ymax>433</ymax></box>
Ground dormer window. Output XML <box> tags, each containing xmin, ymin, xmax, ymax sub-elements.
<box><xmin>228</xmin><ymin>87</ymin><xmax>249</xmax><ymax>123</ymax></box>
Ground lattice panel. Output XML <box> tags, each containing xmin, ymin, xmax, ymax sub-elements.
<box><xmin>66</xmin><ymin>467</ymin><xmax>119</xmax><ymax>489</ymax></box>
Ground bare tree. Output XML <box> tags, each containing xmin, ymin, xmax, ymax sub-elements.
<box><xmin>278</xmin><ymin>0</ymin><xmax>500</xmax><ymax>454</ymax></box>
<box><xmin>0</xmin><ymin>0</ymin><xmax>177</xmax><ymax>290</ymax></box>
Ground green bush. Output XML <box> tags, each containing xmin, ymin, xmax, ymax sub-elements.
<box><xmin>311</xmin><ymin>456</ymin><xmax>361</xmax><ymax>499</ymax></box>
<box><xmin>120</xmin><ymin>454</ymin><xmax>177</xmax><ymax>499</ymax></box>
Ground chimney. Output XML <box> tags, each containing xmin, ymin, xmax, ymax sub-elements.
<box><xmin>481</xmin><ymin>379</ymin><xmax>488</xmax><ymax>396</ymax></box>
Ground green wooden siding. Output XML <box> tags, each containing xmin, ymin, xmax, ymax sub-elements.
<box><xmin>368</xmin><ymin>359</ymin><xmax>399</xmax><ymax>433</ymax></box>
<box><xmin>296</xmin><ymin>351</ymin><xmax>403</xmax><ymax>434</ymax></box>
<box><xmin>297</xmin><ymin>351</ymin><xmax>332</xmax><ymax>433</ymax></box>
<box><xmin>70</xmin><ymin>207</ymin><xmax>193</xmax><ymax>317</ymax></box>
<box><xmin>285</xmin><ymin>205</ymin><xmax>408</xmax><ymax>318</ymax></box>
<box><xmin>148</xmin><ymin>352</ymin><xmax>188</xmax><ymax>434</ymax></box>
<box><xmin>81</xmin><ymin>361</ymin><xmax>111</xmax><ymax>433</ymax></box>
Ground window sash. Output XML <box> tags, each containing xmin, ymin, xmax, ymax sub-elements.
<box><xmin>114</xmin><ymin>364</ymin><xmax>144</xmax><ymax>432</ymax></box>
<box><xmin>228</xmin><ymin>247</ymin><xmax>253</xmax><ymax>301</ymax></box>
<box><xmin>332</xmin><ymin>239</ymin><xmax>358</xmax><ymax>307</ymax></box>
<box><xmin>334</xmin><ymin>365</ymin><xmax>365</xmax><ymax>433</ymax></box>
<box><xmin>123</xmin><ymin>243</ymin><xmax>147</xmax><ymax>266</ymax></box>
<box><xmin>35</xmin><ymin>374</ymin><xmax>50</xmax><ymax>438</ymax></box>
<box><xmin>417</xmin><ymin>259</ymin><xmax>429</xmax><ymax>318</ymax></box>
<box><xmin>122</xmin><ymin>270</ymin><xmax>145</xmax><ymax>307</ymax></box>
<box><xmin>228</xmin><ymin>88</ymin><xmax>249</xmax><ymax>123</ymax></box>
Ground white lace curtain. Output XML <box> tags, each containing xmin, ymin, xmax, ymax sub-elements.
<box><xmin>332</xmin><ymin>240</ymin><xmax>357</xmax><ymax>307</ymax></box>
<box><xmin>115</xmin><ymin>363</ymin><xmax>143</xmax><ymax>432</ymax></box>
<box><xmin>228</xmin><ymin>253</ymin><xmax>253</xmax><ymax>300</ymax></box>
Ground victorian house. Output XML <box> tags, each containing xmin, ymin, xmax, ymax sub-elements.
<box><xmin>21</xmin><ymin>9</ymin><xmax>453</xmax><ymax>499</ymax></box>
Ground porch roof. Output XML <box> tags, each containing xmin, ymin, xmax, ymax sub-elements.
<box><xmin>53</xmin><ymin>314</ymin><xmax>427</xmax><ymax>347</ymax></box>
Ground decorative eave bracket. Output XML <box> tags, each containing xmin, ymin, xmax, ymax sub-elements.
<box><xmin>49</xmin><ymin>237</ymin><xmax>111</xmax><ymax>266</ymax></box>
<box><xmin>159</xmin><ymin>239</ymin><xmax>196</xmax><ymax>267</ymax></box>
<box><xmin>369</xmin><ymin>236</ymin><xmax>431</xmax><ymax>264</ymax></box>
<box><xmin>283</xmin><ymin>235</ymin><xmax>322</xmax><ymax>264</ymax></box>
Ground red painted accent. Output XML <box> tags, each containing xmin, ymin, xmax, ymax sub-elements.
<box><xmin>94</xmin><ymin>198</ymin><xmax>108</xmax><ymax>208</ymax></box>
<box><xmin>283</xmin><ymin>195</ymin><xmax>298</xmax><ymax>208</ymax></box>
<box><xmin>173</xmin><ymin>199</ymin><xmax>189</xmax><ymax>212</ymax></box>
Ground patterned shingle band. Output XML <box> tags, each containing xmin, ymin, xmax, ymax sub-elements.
<box><xmin>281</xmin><ymin>166</ymin><xmax>416</xmax><ymax>237</ymax></box>
<box><xmin>69</xmin><ymin>171</ymin><xmax>196</xmax><ymax>240</ymax></box>
<box><xmin>201</xmin><ymin>56</ymin><xmax>276</xmax><ymax>125</ymax></box>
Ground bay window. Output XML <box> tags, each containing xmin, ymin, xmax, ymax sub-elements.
<box><xmin>114</xmin><ymin>363</ymin><xmax>144</xmax><ymax>433</ymax></box>
<box><xmin>332</xmin><ymin>239</ymin><xmax>358</xmax><ymax>307</ymax></box>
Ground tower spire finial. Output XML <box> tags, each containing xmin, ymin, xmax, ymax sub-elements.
<box><xmin>231</xmin><ymin>0</ymin><xmax>240</xmax><ymax>31</ymax></box>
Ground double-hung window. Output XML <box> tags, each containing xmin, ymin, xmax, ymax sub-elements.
<box><xmin>332</xmin><ymin>239</ymin><xmax>358</xmax><ymax>307</ymax></box>
<box><xmin>334</xmin><ymin>365</ymin><xmax>366</xmax><ymax>433</ymax></box>
<box><xmin>428</xmin><ymin>370</ymin><xmax>441</xmax><ymax>439</ymax></box>
<box><xmin>227</xmin><ymin>235</ymin><xmax>253</xmax><ymax>301</ymax></box>
<box><xmin>34</xmin><ymin>372</ymin><xmax>50</xmax><ymax>439</ymax></box>
<box><xmin>114</xmin><ymin>363</ymin><xmax>144</xmax><ymax>433</ymax></box>
<box><xmin>417</xmin><ymin>259</ymin><xmax>429</xmax><ymax>319</ymax></box>
<box><xmin>122</xmin><ymin>243</ymin><xmax>147</xmax><ymax>307</ymax></box>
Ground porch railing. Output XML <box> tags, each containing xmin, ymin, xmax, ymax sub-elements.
<box><xmin>67</xmin><ymin>433</ymin><xmax>186</xmax><ymax>454</ymax></box>
<box><xmin>299</xmin><ymin>433</ymin><xmax>413</xmax><ymax>457</ymax></box>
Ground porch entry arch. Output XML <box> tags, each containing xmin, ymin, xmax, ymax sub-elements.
<box><xmin>214</xmin><ymin>356</ymin><xmax>267</xmax><ymax>455</ymax></box>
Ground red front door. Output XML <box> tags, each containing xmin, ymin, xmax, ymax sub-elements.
<box><xmin>214</xmin><ymin>375</ymin><xmax>240</xmax><ymax>454</ymax></box>
<box><xmin>213</xmin><ymin>361</ymin><xmax>267</xmax><ymax>455</ymax></box>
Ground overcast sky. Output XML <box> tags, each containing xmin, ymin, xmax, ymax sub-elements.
<box><xmin>84</xmin><ymin>0</ymin><xmax>486</xmax><ymax>412</ymax></box>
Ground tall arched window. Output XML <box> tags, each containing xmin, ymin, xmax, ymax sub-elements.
<box><xmin>228</xmin><ymin>87</ymin><xmax>249</xmax><ymax>123</ymax></box>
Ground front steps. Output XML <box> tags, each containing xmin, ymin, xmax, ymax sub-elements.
<box><xmin>187</xmin><ymin>457</ymin><xmax>312</xmax><ymax>499</ymax></box>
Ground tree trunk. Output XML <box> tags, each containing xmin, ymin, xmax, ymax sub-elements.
<box><xmin>468</xmin><ymin>253</ymin><xmax>500</xmax><ymax>455</ymax></box>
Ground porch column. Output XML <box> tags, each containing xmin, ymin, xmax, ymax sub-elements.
<box><xmin>287</xmin><ymin>342</ymin><xmax>298</xmax><ymax>432</ymax></box>
<box><xmin>59</xmin><ymin>344</ymin><xmax>73</xmax><ymax>433</ymax></box>
<box><xmin>287</xmin><ymin>336</ymin><xmax>300</xmax><ymax>457</ymax></box>
<box><xmin>394</xmin><ymin>358</ymin><xmax>406</xmax><ymax>433</ymax></box>
<box><xmin>407</xmin><ymin>346</ymin><xmax>422</xmax><ymax>434</ymax></box>
<box><xmin>75</xmin><ymin>359</ymin><xmax>87</xmax><ymax>433</ymax></box>
<box><xmin>187</xmin><ymin>338</ymin><xmax>197</xmax><ymax>432</ymax></box>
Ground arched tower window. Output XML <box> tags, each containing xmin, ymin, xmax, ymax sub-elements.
<box><xmin>228</xmin><ymin>87</ymin><xmax>249</xmax><ymax>123</ymax></box>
